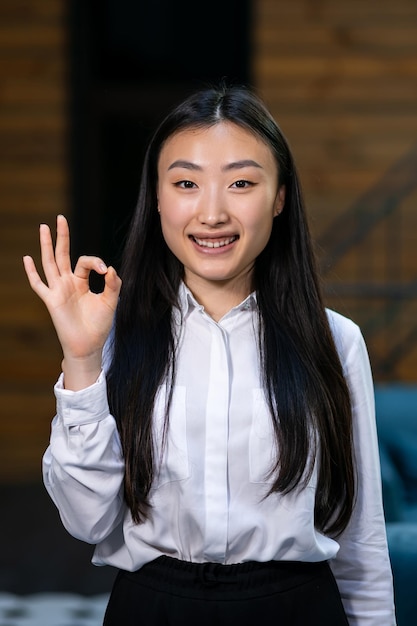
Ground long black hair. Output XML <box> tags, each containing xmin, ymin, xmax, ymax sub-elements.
<box><xmin>107</xmin><ymin>83</ymin><xmax>355</xmax><ymax>535</ymax></box>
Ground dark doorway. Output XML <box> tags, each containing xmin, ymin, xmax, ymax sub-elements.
<box><xmin>68</xmin><ymin>0</ymin><xmax>252</xmax><ymax>272</ymax></box>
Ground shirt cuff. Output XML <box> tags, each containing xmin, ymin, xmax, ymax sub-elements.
<box><xmin>54</xmin><ymin>370</ymin><xmax>111</xmax><ymax>426</ymax></box>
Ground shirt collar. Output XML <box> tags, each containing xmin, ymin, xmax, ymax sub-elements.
<box><xmin>177</xmin><ymin>281</ymin><xmax>203</xmax><ymax>317</ymax></box>
<box><xmin>177</xmin><ymin>282</ymin><xmax>257</xmax><ymax>319</ymax></box>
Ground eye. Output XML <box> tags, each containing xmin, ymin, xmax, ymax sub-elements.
<box><xmin>231</xmin><ymin>179</ymin><xmax>254</xmax><ymax>189</ymax></box>
<box><xmin>174</xmin><ymin>180</ymin><xmax>197</xmax><ymax>189</ymax></box>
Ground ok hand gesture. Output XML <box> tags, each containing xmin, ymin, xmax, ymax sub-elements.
<box><xmin>23</xmin><ymin>215</ymin><xmax>122</xmax><ymax>390</ymax></box>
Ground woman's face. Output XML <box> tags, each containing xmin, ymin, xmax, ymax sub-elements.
<box><xmin>157</xmin><ymin>121</ymin><xmax>285</xmax><ymax>297</ymax></box>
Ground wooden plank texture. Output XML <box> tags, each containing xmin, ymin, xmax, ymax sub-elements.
<box><xmin>0</xmin><ymin>0</ymin><xmax>68</xmax><ymax>481</ymax></box>
<box><xmin>2</xmin><ymin>0</ymin><xmax>417</xmax><ymax>483</ymax></box>
<box><xmin>254</xmin><ymin>0</ymin><xmax>417</xmax><ymax>381</ymax></box>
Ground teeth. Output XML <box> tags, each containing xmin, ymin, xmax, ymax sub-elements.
<box><xmin>193</xmin><ymin>236</ymin><xmax>237</xmax><ymax>248</ymax></box>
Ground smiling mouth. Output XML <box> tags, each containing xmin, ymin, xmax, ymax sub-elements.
<box><xmin>191</xmin><ymin>235</ymin><xmax>238</xmax><ymax>249</ymax></box>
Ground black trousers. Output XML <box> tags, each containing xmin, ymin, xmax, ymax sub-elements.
<box><xmin>103</xmin><ymin>556</ymin><xmax>349</xmax><ymax>625</ymax></box>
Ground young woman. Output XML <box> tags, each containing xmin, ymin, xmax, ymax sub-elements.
<box><xmin>23</xmin><ymin>84</ymin><xmax>395</xmax><ymax>625</ymax></box>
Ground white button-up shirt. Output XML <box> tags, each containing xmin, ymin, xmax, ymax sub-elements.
<box><xmin>44</xmin><ymin>283</ymin><xmax>395</xmax><ymax>624</ymax></box>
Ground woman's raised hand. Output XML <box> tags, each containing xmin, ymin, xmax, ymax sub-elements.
<box><xmin>23</xmin><ymin>215</ymin><xmax>122</xmax><ymax>390</ymax></box>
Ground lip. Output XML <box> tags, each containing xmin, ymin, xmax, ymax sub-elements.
<box><xmin>189</xmin><ymin>234</ymin><xmax>239</xmax><ymax>253</ymax></box>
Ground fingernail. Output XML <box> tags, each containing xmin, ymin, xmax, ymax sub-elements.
<box><xmin>99</xmin><ymin>263</ymin><xmax>107</xmax><ymax>272</ymax></box>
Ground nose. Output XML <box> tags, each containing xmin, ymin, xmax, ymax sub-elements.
<box><xmin>197</xmin><ymin>187</ymin><xmax>229</xmax><ymax>226</ymax></box>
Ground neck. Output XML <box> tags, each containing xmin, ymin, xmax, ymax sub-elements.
<box><xmin>184</xmin><ymin>274</ymin><xmax>253</xmax><ymax>321</ymax></box>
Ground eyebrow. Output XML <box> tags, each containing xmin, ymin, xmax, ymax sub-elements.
<box><xmin>167</xmin><ymin>160</ymin><xmax>202</xmax><ymax>171</ymax></box>
<box><xmin>167</xmin><ymin>159</ymin><xmax>263</xmax><ymax>172</ymax></box>
<box><xmin>222</xmin><ymin>159</ymin><xmax>263</xmax><ymax>171</ymax></box>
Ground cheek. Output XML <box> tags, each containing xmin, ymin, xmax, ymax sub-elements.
<box><xmin>160</xmin><ymin>216</ymin><xmax>177</xmax><ymax>245</ymax></box>
<box><xmin>159</xmin><ymin>205</ymin><xmax>188</xmax><ymax>238</ymax></box>
<box><xmin>158</xmin><ymin>191</ymin><xmax>180</xmax><ymax>228</ymax></box>
<box><xmin>244</xmin><ymin>203</ymin><xmax>276</xmax><ymax>236</ymax></box>
<box><xmin>158</xmin><ymin>187</ymin><xmax>195</xmax><ymax>222</ymax></box>
<box><xmin>159</xmin><ymin>211</ymin><xmax>187</xmax><ymax>259</ymax></box>
<box><xmin>244</xmin><ymin>208</ymin><xmax>275</xmax><ymax>253</ymax></box>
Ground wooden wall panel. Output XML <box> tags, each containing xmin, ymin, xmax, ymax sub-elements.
<box><xmin>253</xmin><ymin>0</ymin><xmax>417</xmax><ymax>381</ymax></box>
<box><xmin>1</xmin><ymin>0</ymin><xmax>417</xmax><ymax>481</ymax></box>
<box><xmin>0</xmin><ymin>0</ymin><xmax>67</xmax><ymax>481</ymax></box>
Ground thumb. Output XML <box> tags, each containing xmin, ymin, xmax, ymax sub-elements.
<box><xmin>102</xmin><ymin>266</ymin><xmax>122</xmax><ymax>301</ymax></box>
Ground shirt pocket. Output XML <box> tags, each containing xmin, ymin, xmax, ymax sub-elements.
<box><xmin>152</xmin><ymin>384</ymin><xmax>190</xmax><ymax>488</ymax></box>
<box><xmin>249</xmin><ymin>388</ymin><xmax>277</xmax><ymax>484</ymax></box>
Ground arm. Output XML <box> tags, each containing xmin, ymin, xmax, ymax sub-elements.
<box><xmin>24</xmin><ymin>215</ymin><xmax>126</xmax><ymax>542</ymax></box>
<box><xmin>329</xmin><ymin>324</ymin><xmax>396</xmax><ymax>625</ymax></box>
<box><xmin>43</xmin><ymin>371</ymin><xmax>126</xmax><ymax>544</ymax></box>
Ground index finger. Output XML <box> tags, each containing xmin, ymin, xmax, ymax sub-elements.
<box><xmin>23</xmin><ymin>255</ymin><xmax>50</xmax><ymax>301</ymax></box>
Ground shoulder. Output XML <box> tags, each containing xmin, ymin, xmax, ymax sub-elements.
<box><xmin>325</xmin><ymin>308</ymin><xmax>364</xmax><ymax>361</ymax></box>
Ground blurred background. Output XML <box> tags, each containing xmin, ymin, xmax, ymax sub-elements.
<box><xmin>1</xmin><ymin>0</ymin><xmax>417</xmax><ymax>624</ymax></box>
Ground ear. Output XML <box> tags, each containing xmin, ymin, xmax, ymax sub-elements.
<box><xmin>274</xmin><ymin>185</ymin><xmax>286</xmax><ymax>216</ymax></box>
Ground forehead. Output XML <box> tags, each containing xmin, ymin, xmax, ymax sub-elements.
<box><xmin>158</xmin><ymin>121</ymin><xmax>276</xmax><ymax>167</ymax></box>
